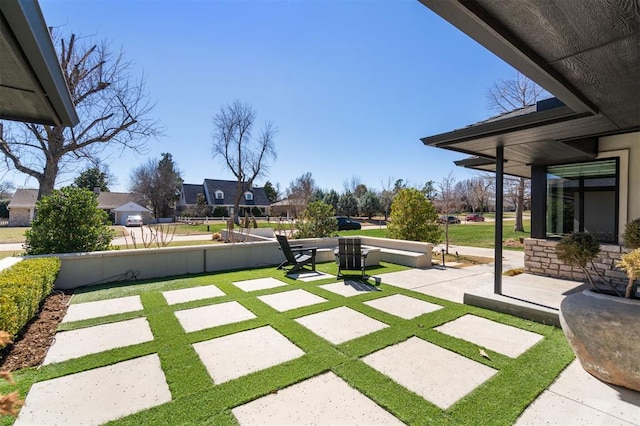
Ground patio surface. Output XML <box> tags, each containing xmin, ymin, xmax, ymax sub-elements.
<box><xmin>11</xmin><ymin>250</ymin><xmax>640</xmax><ymax>425</ymax></box>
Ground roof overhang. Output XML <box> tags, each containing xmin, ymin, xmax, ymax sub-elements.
<box><xmin>419</xmin><ymin>0</ymin><xmax>640</xmax><ymax>176</ymax></box>
<box><xmin>0</xmin><ymin>0</ymin><xmax>78</xmax><ymax>126</ymax></box>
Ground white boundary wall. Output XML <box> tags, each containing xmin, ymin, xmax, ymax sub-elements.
<box><xmin>14</xmin><ymin>235</ymin><xmax>433</xmax><ymax>290</ymax></box>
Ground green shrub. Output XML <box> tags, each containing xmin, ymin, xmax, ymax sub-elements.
<box><xmin>0</xmin><ymin>199</ymin><xmax>9</xmax><ymax>218</ymax></box>
<box><xmin>24</xmin><ymin>187</ymin><xmax>115</xmax><ymax>255</ymax></box>
<box><xmin>295</xmin><ymin>201</ymin><xmax>337</xmax><ymax>238</ymax></box>
<box><xmin>212</xmin><ymin>206</ymin><xmax>228</xmax><ymax>217</ymax></box>
<box><xmin>624</xmin><ymin>218</ymin><xmax>640</xmax><ymax>249</ymax></box>
<box><xmin>555</xmin><ymin>232</ymin><xmax>600</xmax><ymax>269</ymax></box>
<box><xmin>0</xmin><ymin>257</ymin><xmax>61</xmax><ymax>338</ymax></box>
<box><xmin>387</xmin><ymin>188</ymin><xmax>441</xmax><ymax>243</ymax></box>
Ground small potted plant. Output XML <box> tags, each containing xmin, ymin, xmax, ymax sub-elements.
<box><xmin>558</xmin><ymin>220</ymin><xmax>640</xmax><ymax>392</ymax></box>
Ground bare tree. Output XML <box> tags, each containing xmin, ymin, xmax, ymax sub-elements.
<box><xmin>486</xmin><ymin>72</ymin><xmax>549</xmax><ymax>114</ymax></box>
<box><xmin>130</xmin><ymin>153</ymin><xmax>182</xmax><ymax>218</ymax></box>
<box><xmin>212</xmin><ymin>100</ymin><xmax>276</xmax><ymax>224</ymax></box>
<box><xmin>287</xmin><ymin>172</ymin><xmax>316</xmax><ymax>207</ymax></box>
<box><xmin>506</xmin><ymin>177</ymin><xmax>530</xmax><ymax>231</ymax></box>
<box><xmin>0</xmin><ymin>181</ymin><xmax>15</xmax><ymax>199</ymax></box>
<box><xmin>342</xmin><ymin>176</ymin><xmax>362</xmax><ymax>194</ymax></box>
<box><xmin>438</xmin><ymin>172</ymin><xmax>457</xmax><ymax>254</ymax></box>
<box><xmin>0</xmin><ymin>32</ymin><xmax>159</xmax><ymax>200</ymax></box>
<box><xmin>486</xmin><ymin>72</ymin><xmax>543</xmax><ymax>231</ymax></box>
<box><xmin>472</xmin><ymin>174</ymin><xmax>494</xmax><ymax>213</ymax></box>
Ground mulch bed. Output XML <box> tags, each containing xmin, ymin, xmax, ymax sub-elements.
<box><xmin>0</xmin><ymin>292</ymin><xmax>72</xmax><ymax>372</ymax></box>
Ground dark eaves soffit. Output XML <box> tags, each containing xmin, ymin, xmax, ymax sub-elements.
<box><xmin>0</xmin><ymin>0</ymin><xmax>78</xmax><ymax>126</ymax></box>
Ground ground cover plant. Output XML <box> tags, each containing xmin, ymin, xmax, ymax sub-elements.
<box><xmin>1</xmin><ymin>260</ymin><xmax>573</xmax><ymax>425</ymax></box>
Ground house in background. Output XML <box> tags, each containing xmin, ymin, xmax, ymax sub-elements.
<box><xmin>178</xmin><ymin>179</ymin><xmax>271</xmax><ymax>217</ymax></box>
<box><xmin>96</xmin><ymin>192</ymin><xmax>151</xmax><ymax>225</ymax></box>
<box><xmin>419</xmin><ymin>0</ymin><xmax>639</xmax><ymax>291</ymax></box>
<box><xmin>7</xmin><ymin>189</ymin><xmax>38</xmax><ymax>226</ymax></box>
<box><xmin>8</xmin><ymin>189</ymin><xmax>150</xmax><ymax>226</ymax></box>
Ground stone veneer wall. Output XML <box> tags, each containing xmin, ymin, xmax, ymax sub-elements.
<box><xmin>524</xmin><ymin>238</ymin><xmax>629</xmax><ymax>287</ymax></box>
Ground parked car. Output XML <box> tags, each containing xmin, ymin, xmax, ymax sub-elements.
<box><xmin>125</xmin><ymin>215</ymin><xmax>143</xmax><ymax>227</ymax></box>
<box><xmin>335</xmin><ymin>216</ymin><xmax>361</xmax><ymax>230</ymax></box>
<box><xmin>439</xmin><ymin>215</ymin><xmax>461</xmax><ymax>224</ymax></box>
<box><xmin>466</xmin><ymin>214</ymin><xmax>485</xmax><ymax>222</ymax></box>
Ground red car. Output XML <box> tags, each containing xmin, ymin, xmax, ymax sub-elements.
<box><xmin>466</xmin><ymin>214</ymin><xmax>485</xmax><ymax>222</ymax></box>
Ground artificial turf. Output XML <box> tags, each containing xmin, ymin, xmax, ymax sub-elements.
<box><xmin>1</xmin><ymin>261</ymin><xmax>574</xmax><ymax>425</ymax></box>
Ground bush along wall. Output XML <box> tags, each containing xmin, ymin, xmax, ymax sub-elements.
<box><xmin>0</xmin><ymin>258</ymin><xmax>61</xmax><ymax>338</ymax></box>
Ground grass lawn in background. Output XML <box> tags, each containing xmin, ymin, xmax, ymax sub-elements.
<box><xmin>444</xmin><ymin>220</ymin><xmax>530</xmax><ymax>251</ymax></box>
<box><xmin>1</xmin><ymin>261</ymin><xmax>573</xmax><ymax>426</ymax></box>
<box><xmin>342</xmin><ymin>220</ymin><xmax>530</xmax><ymax>251</ymax></box>
<box><xmin>0</xmin><ymin>227</ymin><xmax>28</xmax><ymax>243</ymax></box>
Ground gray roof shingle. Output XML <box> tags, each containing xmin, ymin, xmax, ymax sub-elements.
<box><xmin>180</xmin><ymin>180</ymin><xmax>270</xmax><ymax>207</ymax></box>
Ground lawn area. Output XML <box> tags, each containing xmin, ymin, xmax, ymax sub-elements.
<box><xmin>0</xmin><ymin>227</ymin><xmax>28</xmax><ymax>243</ymax></box>
<box><xmin>341</xmin><ymin>220</ymin><xmax>530</xmax><ymax>251</ymax></box>
<box><xmin>2</xmin><ymin>261</ymin><xmax>573</xmax><ymax>425</ymax></box>
<box><xmin>445</xmin><ymin>220</ymin><xmax>531</xmax><ymax>251</ymax></box>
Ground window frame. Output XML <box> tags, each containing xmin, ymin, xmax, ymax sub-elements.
<box><xmin>544</xmin><ymin>157</ymin><xmax>619</xmax><ymax>243</ymax></box>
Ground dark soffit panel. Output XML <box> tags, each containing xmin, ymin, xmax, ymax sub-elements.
<box><xmin>0</xmin><ymin>0</ymin><xmax>78</xmax><ymax>126</ymax></box>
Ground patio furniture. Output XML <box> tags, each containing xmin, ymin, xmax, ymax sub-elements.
<box><xmin>276</xmin><ymin>234</ymin><xmax>317</xmax><ymax>273</ymax></box>
<box><xmin>334</xmin><ymin>237</ymin><xmax>369</xmax><ymax>279</ymax></box>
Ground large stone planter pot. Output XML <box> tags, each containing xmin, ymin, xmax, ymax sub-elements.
<box><xmin>560</xmin><ymin>289</ymin><xmax>640</xmax><ymax>391</ymax></box>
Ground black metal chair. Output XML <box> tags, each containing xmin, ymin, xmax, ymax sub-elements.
<box><xmin>334</xmin><ymin>237</ymin><xmax>369</xmax><ymax>279</ymax></box>
<box><xmin>276</xmin><ymin>234</ymin><xmax>317</xmax><ymax>273</ymax></box>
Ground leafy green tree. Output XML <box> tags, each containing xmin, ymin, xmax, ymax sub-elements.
<box><xmin>420</xmin><ymin>180</ymin><xmax>437</xmax><ymax>200</ymax></box>
<box><xmin>323</xmin><ymin>189</ymin><xmax>339</xmax><ymax>211</ymax></box>
<box><xmin>263</xmin><ymin>181</ymin><xmax>280</xmax><ymax>203</ymax></box>
<box><xmin>24</xmin><ymin>187</ymin><xmax>115</xmax><ymax>254</ymax></box>
<box><xmin>338</xmin><ymin>191</ymin><xmax>358</xmax><ymax>216</ymax></box>
<box><xmin>387</xmin><ymin>188</ymin><xmax>441</xmax><ymax>243</ymax></box>
<box><xmin>359</xmin><ymin>191</ymin><xmax>380</xmax><ymax>219</ymax></box>
<box><xmin>73</xmin><ymin>167</ymin><xmax>111</xmax><ymax>192</ymax></box>
<box><xmin>295</xmin><ymin>201</ymin><xmax>338</xmax><ymax>238</ymax></box>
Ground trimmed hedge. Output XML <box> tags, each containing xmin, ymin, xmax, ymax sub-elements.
<box><xmin>0</xmin><ymin>258</ymin><xmax>61</xmax><ymax>338</ymax></box>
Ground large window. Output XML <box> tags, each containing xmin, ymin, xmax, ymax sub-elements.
<box><xmin>546</xmin><ymin>159</ymin><xmax>618</xmax><ymax>242</ymax></box>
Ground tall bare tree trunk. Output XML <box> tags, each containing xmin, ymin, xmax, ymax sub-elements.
<box><xmin>514</xmin><ymin>177</ymin><xmax>525</xmax><ymax>232</ymax></box>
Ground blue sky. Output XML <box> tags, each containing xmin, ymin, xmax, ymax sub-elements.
<box><xmin>35</xmin><ymin>0</ymin><xmax>516</xmax><ymax>194</ymax></box>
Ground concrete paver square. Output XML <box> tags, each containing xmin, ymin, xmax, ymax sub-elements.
<box><xmin>15</xmin><ymin>354</ymin><xmax>171</xmax><ymax>426</ymax></box>
<box><xmin>364</xmin><ymin>294</ymin><xmax>443</xmax><ymax>319</ymax></box>
<box><xmin>162</xmin><ymin>285</ymin><xmax>225</xmax><ymax>305</ymax></box>
<box><xmin>379</xmin><ymin>268</ymin><xmax>482</xmax><ymax>290</ymax></box>
<box><xmin>175</xmin><ymin>301</ymin><xmax>256</xmax><ymax>333</ymax></box>
<box><xmin>193</xmin><ymin>326</ymin><xmax>305</xmax><ymax>384</ymax></box>
<box><xmin>515</xmin><ymin>390</ymin><xmax>634</xmax><ymax>425</ymax></box>
<box><xmin>232</xmin><ymin>371</ymin><xmax>403</xmax><ymax>425</ymax></box>
<box><xmin>233</xmin><ymin>277</ymin><xmax>288</xmax><ymax>292</ymax></box>
<box><xmin>434</xmin><ymin>314</ymin><xmax>543</xmax><ymax>358</ymax></box>
<box><xmin>318</xmin><ymin>280</ymin><xmax>379</xmax><ymax>297</ymax></box>
<box><xmin>286</xmin><ymin>270</ymin><xmax>334</xmax><ymax>282</ymax></box>
<box><xmin>43</xmin><ymin>318</ymin><xmax>154</xmax><ymax>365</ymax></box>
<box><xmin>517</xmin><ymin>360</ymin><xmax>640</xmax><ymax>425</ymax></box>
<box><xmin>257</xmin><ymin>289</ymin><xmax>327</xmax><ymax>312</ymax></box>
<box><xmin>363</xmin><ymin>336</ymin><xmax>497</xmax><ymax>409</ymax></box>
<box><xmin>295</xmin><ymin>306</ymin><xmax>387</xmax><ymax>345</ymax></box>
<box><xmin>411</xmin><ymin>273</ymin><xmax>494</xmax><ymax>304</ymax></box>
<box><xmin>62</xmin><ymin>295</ymin><xmax>143</xmax><ymax>323</ymax></box>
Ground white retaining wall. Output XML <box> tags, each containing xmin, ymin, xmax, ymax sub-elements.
<box><xmin>18</xmin><ymin>235</ymin><xmax>433</xmax><ymax>290</ymax></box>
